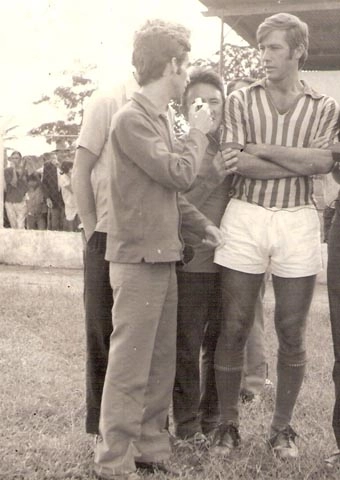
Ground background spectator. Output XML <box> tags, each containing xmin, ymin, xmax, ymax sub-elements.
<box><xmin>25</xmin><ymin>172</ymin><xmax>47</xmax><ymax>230</ymax></box>
<box><xmin>4</xmin><ymin>151</ymin><xmax>28</xmax><ymax>229</ymax></box>
<box><xmin>41</xmin><ymin>152</ymin><xmax>65</xmax><ymax>230</ymax></box>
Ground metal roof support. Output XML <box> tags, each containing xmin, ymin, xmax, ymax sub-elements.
<box><xmin>219</xmin><ymin>15</ymin><xmax>224</xmax><ymax>78</ymax></box>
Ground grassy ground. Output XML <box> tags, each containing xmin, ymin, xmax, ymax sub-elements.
<box><xmin>0</xmin><ymin>268</ymin><xmax>338</xmax><ymax>479</ymax></box>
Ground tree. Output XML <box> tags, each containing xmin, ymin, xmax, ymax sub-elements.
<box><xmin>193</xmin><ymin>42</ymin><xmax>265</xmax><ymax>82</ymax></box>
<box><xmin>29</xmin><ymin>69</ymin><xmax>96</xmax><ymax>149</ymax></box>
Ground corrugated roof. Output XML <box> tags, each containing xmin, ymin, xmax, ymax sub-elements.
<box><xmin>199</xmin><ymin>0</ymin><xmax>340</xmax><ymax>70</ymax></box>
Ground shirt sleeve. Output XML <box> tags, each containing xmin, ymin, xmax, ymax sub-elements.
<box><xmin>77</xmin><ymin>94</ymin><xmax>120</xmax><ymax>156</ymax></box>
<box><xmin>223</xmin><ymin>91</ymin><xmax>247</xmax><ymax>149</ymax></box>
<box><xmin>113</xmin><ymin>110</ymin><xmax>209</xmax><ymax>191</ymax></box>
<box><xmin>315</xmin><ymin>96</ymin><xmax>340</xmax><ymax>144</ymax></box>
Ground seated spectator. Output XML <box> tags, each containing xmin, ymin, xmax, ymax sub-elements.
<box><xmin>25</xmin><ymin>173</ymin><xmax>47</xmax><ymax>230</ymax></box>
<box><xmin>4</xmin><ymin>151</ymin><xmax>28</xmax><ymax>229</ymax></box>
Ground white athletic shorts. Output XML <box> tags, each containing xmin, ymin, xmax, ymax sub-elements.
<box><xmin>214</xmin><ymin>199</ymin><xmax>322</xmax><ymax>278</ymax></box>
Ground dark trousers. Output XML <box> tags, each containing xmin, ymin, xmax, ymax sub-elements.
<box><xmin>84</xmin><ymin>231</ymin><xmax>113</xmax><ymax>434</ymax></box>
<box><xmin>327</xmin><ymin>200</ymin><xmax>340</xmax><ymax>449</ymax></box>
<box><xmin>173</xmin><ymin>271</ymin><xmax>222</xmax><ymax>438</ymax></box>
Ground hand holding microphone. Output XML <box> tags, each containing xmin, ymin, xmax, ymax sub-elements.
<box><xmin>188</xmin><ymin>97</ymin><xmax>213</xmax><ymax>134</ymax></box>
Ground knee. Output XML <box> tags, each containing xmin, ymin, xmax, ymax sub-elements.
<box><xmin>276</xmin><ymin>318</ymin><xmax>306</xmax><ymax>355</ymax></box>
<box><xmin>220</xmin><ymin>319</ymin><xmax>250</xmax><ymax>351</ymax></box>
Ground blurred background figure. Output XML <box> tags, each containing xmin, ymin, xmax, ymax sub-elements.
<box><xmin>4</xmin><ymin>151</ymin><xmax>28</xmax><ymax>229</ymax></box>
<box><xmin>41</xmin><ymin>152</ymin><xmax>65</xmax><ymax>230</ymax></box>
<box><xmin>59</xmin><ymin>159</ymin><xmax>79</xmax><ymax>232</ymax></box>
<box><xmin>25</xmin><ymin>172</ymin><xmax>47</xmax><ymax>230</ymax></box>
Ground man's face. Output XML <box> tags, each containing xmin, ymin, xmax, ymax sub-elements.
<box><xmin>172</xmin><ymin>53</ymin><xmax>190</xmax><ymax>101</ymax></box>
<box><xmin>9</xmin><ymin>153</ymin><xmax>21</xmax><ymax>168</ymax></box>
<box><xmin>186</xmin><ymin>82</ymin><xmax>223</xmax><ymax>134</ymax></box>
<box><xmin>258</xmin><ymin>29</ymin><xmax>298</xmax><ymax>82</ymax></box>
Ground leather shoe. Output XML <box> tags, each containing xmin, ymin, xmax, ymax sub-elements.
<box><xmin>135</xmin><ymin>461</ymin><xmax>180</xmax><ymax>476</ymax></box>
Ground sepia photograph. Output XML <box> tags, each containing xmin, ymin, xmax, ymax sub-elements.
<box><xmin>1</xmin><ymin>1</ymin><xmax>340</xmax><ymax>479</ymax></box>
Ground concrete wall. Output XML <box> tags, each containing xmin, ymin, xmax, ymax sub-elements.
<box><xmin>0</xmin><ymin>229</ymin><xmax>83</xmax><ymax>269</ymax></box>
<box><xmin>0</xmin><ymin>228</ymin><xmax>328</xmax><ymax>283</ymax></box>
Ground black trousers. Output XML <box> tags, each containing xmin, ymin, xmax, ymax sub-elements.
<box><xmin>84</xmin><ymin>232</ymin><xmax>113</xmax><ymax>434</ymax></box>
<box><xmin>173</xmin><ymin>271</ymin><xmax>222</xmax><ymax>438</ymax></box>
<box><xmin>327</xmin><ymin>200</ymin><xmax>340</xmax><ymax>449</ymax></box>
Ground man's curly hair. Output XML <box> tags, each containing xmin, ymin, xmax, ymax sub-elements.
<box><xmin>132</xmin><ymin>19</ymin><xmax>191</xmax><ymax>86</ymax></box>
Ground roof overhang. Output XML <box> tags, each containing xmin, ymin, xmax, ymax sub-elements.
<box><xmin>199</xmin><ymin>0</ymin><xmax>340</xmax><ymax>70</ymax></box>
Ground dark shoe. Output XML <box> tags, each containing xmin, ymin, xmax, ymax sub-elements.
<box><xmin>269</xmin><ymin>425</ymin><xmax>298</xmax><ymax>459</ymax></box>
<box><xmin>94</xmin><ymin>468</ymin><xmax>141</xmax><ymax>480</ymax></box>
<box><xmin>210</xmin><ymin>423</ymin><xmax>241</xmax><ymax>456</ymax></box>
<box><xmin>184</xmin><ymin>432</ymin><xmax>210</xmax><ymax>448</ymax></box>
<box><xmin>135</xmin><ymin>461</ymin><xmax>180</xmax><ymax>476</ymax></box>
<box><xmin>240</xmin><ymin>388</ymin><xmax>255</xmax><ymax>403</ymax></box>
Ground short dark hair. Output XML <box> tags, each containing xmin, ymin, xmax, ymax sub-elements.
<box><xmin>226</xmin><ymin>76</ymin><xmax>256</xmax><ymax>96</ymax></box>
<box><xmin>132</xmin><ymin>19</ymin><xmax>191</xmax><ymax>86</ymax></box>
<box><xmin>257</xmin><ymin>13</ymin><xmax>309</xmax><ymax>69</ymax></box>
<box><xmin>10</xmin><ymin>150</ymin><xmax>22</xmax><ymax>160</ymax></box>
<box><xmin>182</xmin><ymin>67</ymin><xmax>225</xmax><ymax>116</ymax></box>
<box><xmin>27</xmin><ymin>172</ymin><xmax>41</xmax><ymax>183</ymax></box>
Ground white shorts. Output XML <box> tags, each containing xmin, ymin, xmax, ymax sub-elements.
<box><xmin>214</xmin><ymin>199</ymin><xmax>322</xmax><ymax>278</ymax></box>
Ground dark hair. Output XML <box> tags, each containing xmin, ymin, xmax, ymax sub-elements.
<box><xmin>27</xmin><ymin>172</ymin><xmax>41</xmax><ymax>183</ymax></box>
<box><xmin>132</xmin><ymin>19</ymin><xmax>191</xmax><ymax>86</ymax></box>
<box><xmin>10</xmin><ymin>150</ymin><xmax>22</xmax><ymax>160</ymax></box>
<box><xmin>257</xmin><ymin>13</ymin><xmax>309</xmax><ymax>69</ymax></box>
<box><xmin>60</xmin><ymin>160</ymin><xmax>73</xmax><ymax>175</ymax></box>
<box><xmin>182</xmin><ymin>67</ymin><xmax>225</xmax><ymax>116</ymax></box>
<box><xmin>226</xmin><ymin>76</ymin><xmax>257</xmax><ymax>96</ymax></box>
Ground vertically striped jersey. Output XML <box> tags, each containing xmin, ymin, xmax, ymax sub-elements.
<box><xmin>224</xmin><ymin>79</ymin><xmax>339</xmax><ymax>208</ymax></box>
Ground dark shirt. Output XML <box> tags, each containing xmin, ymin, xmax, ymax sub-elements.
<box><xmin>42</xmin><ymin>161</ymin><xmax>64</xmax><ymax>208</ymax></box>
<box><xmin>105</xmin><ymin>92</ymin><xmax>213</xmax><ymax>263</ymax></box>
<box><xmin>4</xmin><ymin>167</ymin><xmax>27</xmax><ymax>203</ymax></box>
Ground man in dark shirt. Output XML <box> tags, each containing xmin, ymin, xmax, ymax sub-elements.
<box><xmin>172</xmin><ymin>68</ymin><xmax>237</xmax><ymax>443</ymax></box>
<box><xmin>93</xmin><ymin>20</ymin><xmax>224</xmax><ymax>480</ymax></box>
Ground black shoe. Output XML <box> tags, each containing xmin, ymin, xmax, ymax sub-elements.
<box><xmin>135</xmin><ymin>461</ymin><xmax>180</xmax><ymax>476</ymax></box>
<box><xmin>210</xmin><ymin>423</ymin><xmax>241</xmax><ymax>456</ymax></box>
<box><xmin>268</xmin><ymin>425</ymin><xmax>298</xmax><ymax>459</ymax></box>
<box><xmin>240</xmin><ymin>388</ymin><xmax>255</xmax><ymax>403</ymax></box>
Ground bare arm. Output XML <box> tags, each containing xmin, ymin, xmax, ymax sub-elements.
<box><xmin>72</xmin><ymin>147</ymin><xmax>98</xmax><ymax>240</ymax></box>
<box><xmin>244</xmin><ymin>143</ymin><xmax>334</xmax><ymax>175</ymax></box>
<box><xmin>236</xmin><ymin>151</ymin><xmax>299</xmax><ymax>179</ymax></box>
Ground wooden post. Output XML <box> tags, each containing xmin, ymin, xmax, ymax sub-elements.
<box><xmin>0</xmin><ymin>129</ymin><xmax>3</xmax><ymax>228</ymax></box>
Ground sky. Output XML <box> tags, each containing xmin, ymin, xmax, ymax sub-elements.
<box><xmin>1</xmin><ymin>0</ymin><xmax>244</xmax><ymax>153</ymax></box>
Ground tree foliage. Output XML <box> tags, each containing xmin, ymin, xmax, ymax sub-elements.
<box><xmin>29</xmin><ymin>71</ymin><xmax>96</xmax><ymax>148</ymax></box>
<box><xmin>193</xmin><ymin>42</ymin><xmax>265</xmax><ymax>82</ymax></box>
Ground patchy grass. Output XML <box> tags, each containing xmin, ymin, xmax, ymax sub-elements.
<box><xmin>0</xmin><ymin>271</ymin><xmax>338</xmax><ymax>479</ymax></box>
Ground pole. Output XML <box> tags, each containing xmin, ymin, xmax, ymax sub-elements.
<box><xmin>0</xmin><ymin>129</ymin><xmax>3</xmax><ymax>228</ymax></box>
<box><xmin>219</xmin><ymin>14</ymin><xmax>225</xmax><ymax>78</ymax></box>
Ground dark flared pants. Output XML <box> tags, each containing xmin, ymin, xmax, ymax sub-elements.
<box><xmin>173</xmin><ymin>271</ymin><xmax>222</xmax><ymax>438</ymax></box>
<box><xmin>84</xmin><ymin>231</ymin><xmax>113</xmax><ymax>434</ymax></box>
<box><xmin>327</xmin><ymin>201</ymin><xmax>340</xmax><ymax>448</ymax></box>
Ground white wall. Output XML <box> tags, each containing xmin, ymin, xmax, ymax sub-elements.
<box><xmin>300</xmin><ymin>70</ymin><xmax>340</xmax><ymax>104</ymax></box>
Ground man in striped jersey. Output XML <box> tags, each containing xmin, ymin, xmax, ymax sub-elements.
<box><xmin>211</xmin><ymin>12</ymin><xmax>340</xmax><ymax>459</ymax></box>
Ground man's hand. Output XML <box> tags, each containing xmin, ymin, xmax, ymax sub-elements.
<box><xmin>46</xmin><ymin>198</ymin><xmax>53</xmax><ymax>209</ymax></box>
<box><xmin>202</xmin><ymin>225</ymin><xmax>224</xmax><ymax>248</ymax></box>
<box><xmin>310</xmin><ymin>136</ymin><xmax>330</xmax><ymax>149</ymax></box>
<box><xmin>209</xmin><ymin>148</ymin><xmax>238</xmax><ymax>184</ymax></box>
<box><xmin>188</xmin><ymin>102</ymin><xmax>213</xmax><ymax>134</ymax></box>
